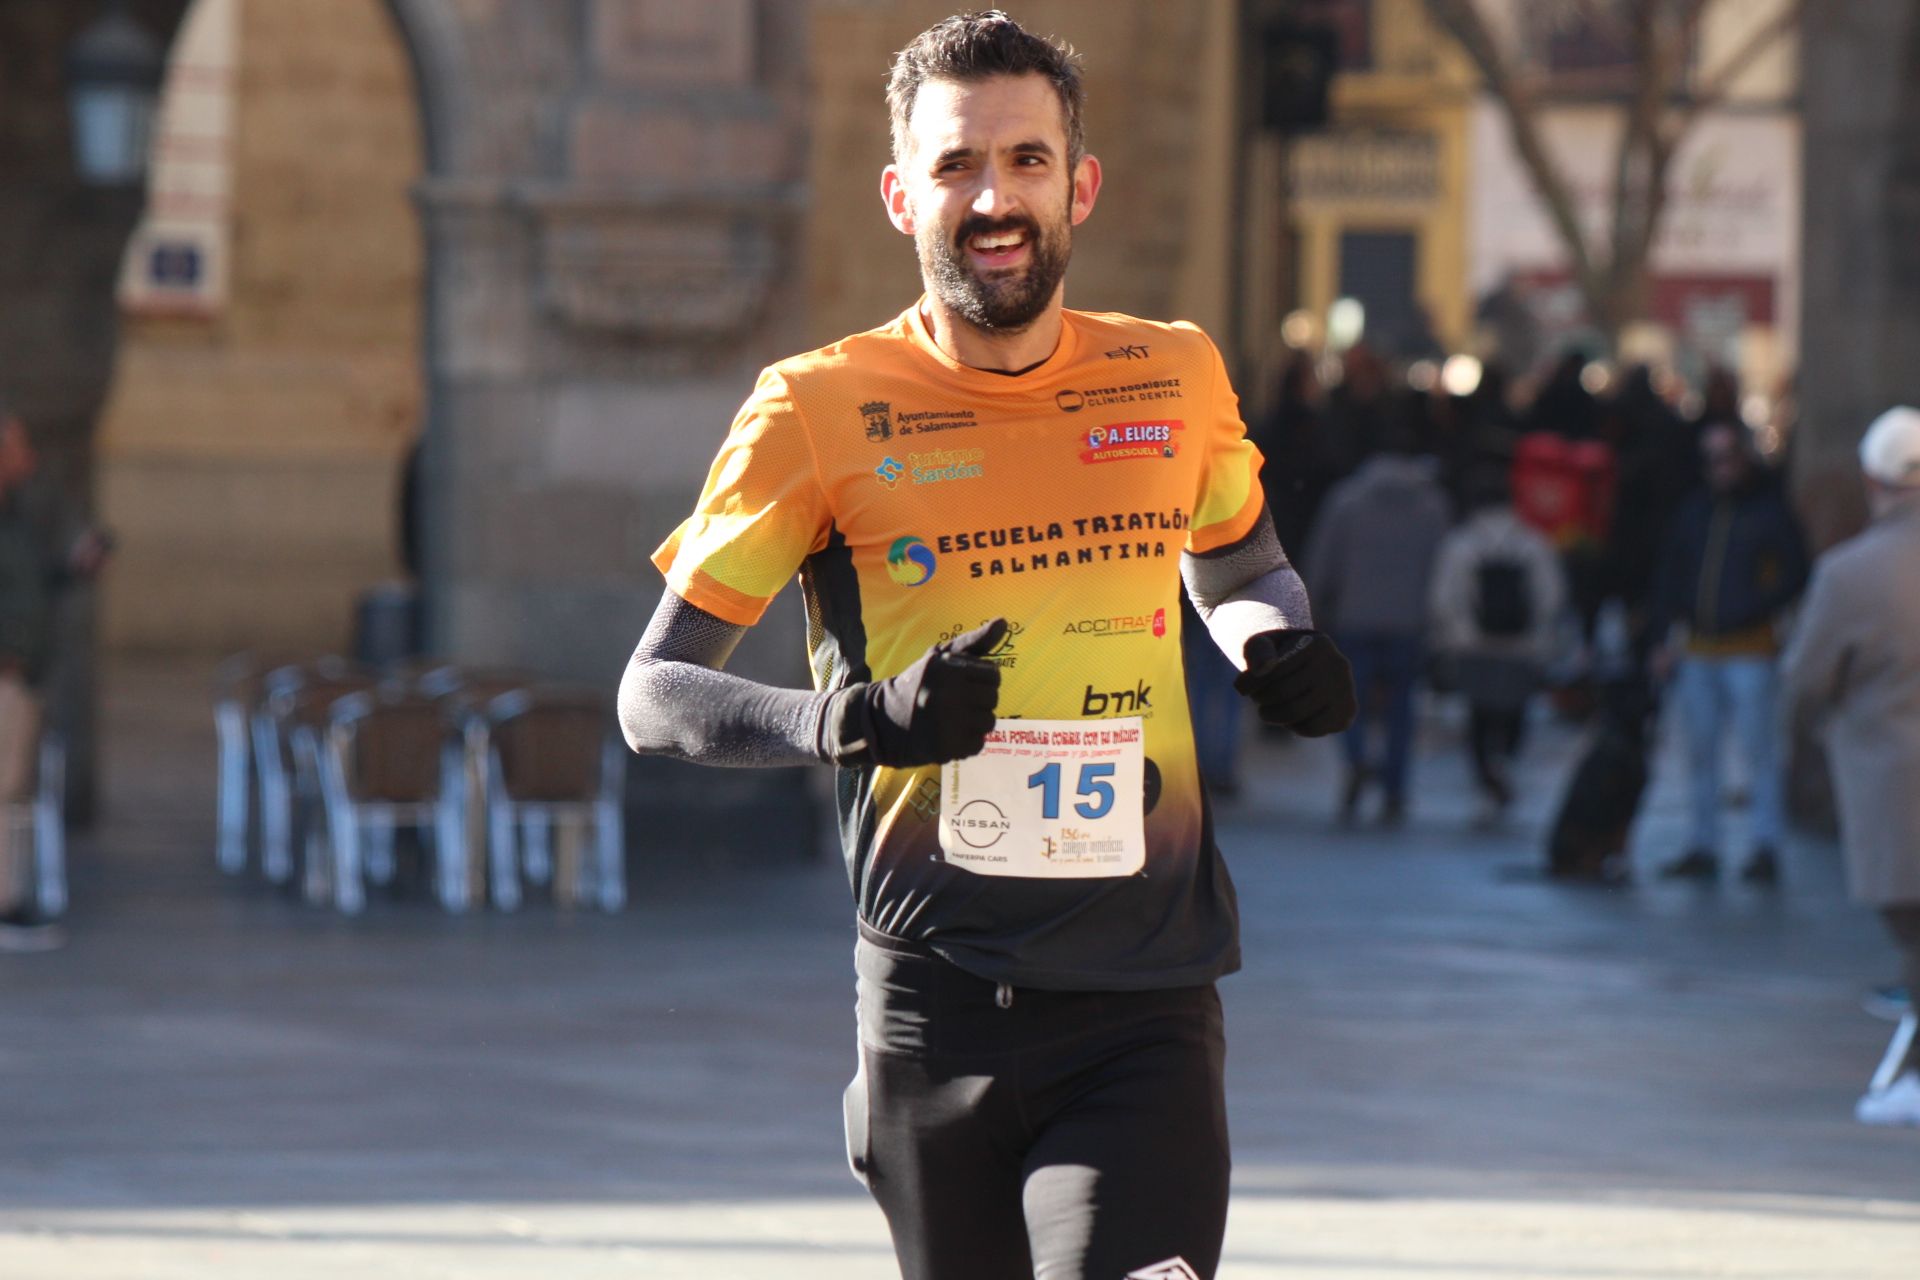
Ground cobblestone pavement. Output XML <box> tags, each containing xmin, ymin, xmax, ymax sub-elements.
<box><xmin>2</xmin><ymin>662</ymin><xmax>1916</xmax><ymax>1278</ymax></box>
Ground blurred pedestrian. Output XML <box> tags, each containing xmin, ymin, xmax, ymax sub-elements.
<box><xmin>1603</xmin><ymin>365</ymin><xmax>1696</xmax><ymax>666</ymax></box>
<box><xmin>1306</xmin><ymin>415</ymin><xmax>1451</xmax><ymax>824</ymax></box>
<box><xmin>1254</xmin><ymin>349</ymin><xmax>1327</xmax><ymax>559</ymax></box>
<box><xmin>1323</xmin><ymin>342</ymin><xmax>1392</xmax><ymax>479</ymax></box>
<box><xmin>1779</xmin><ymin>406</ymin><xmax>1920</xmax><ymax>1126</ymax></box>
<box><xmin>1182</xmin><ymin>592</ymin><xmax>1243</xmax><ymax>797</ymax></box>
<box><xmin>1429</xmin><ymin>462</ymin><xmax>1566</xmax><ymax>824</ymax></box>
<box><xmin>1526</xmin><ymin>349</ymin><xmax>1599</xmax><ymax>440</ymax></box>
<box><xmin>1692</xmin><ymin>364</ymin><xmax>1741</xmax><ymax>443</ymax></box>
<box><xmin>0</xmin><ymin>406</ymin><xmax>97</xmax><ymax>950</ymax></box>
<box><xmin>1648</xmin><ymin>420</ymin><xmax>1808</xmax><ymax>884</ymax></box>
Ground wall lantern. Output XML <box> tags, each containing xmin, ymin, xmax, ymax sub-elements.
<box><xmin>67</xmin><ymin>0</ymin><xmax>165</xmax><ymax>186</ymax></box>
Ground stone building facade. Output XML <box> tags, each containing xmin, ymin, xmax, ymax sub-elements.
<box><xmin>9</xmin><ymin>0</ymin><xmax>1905</xmax><ymax>825</ymax></box>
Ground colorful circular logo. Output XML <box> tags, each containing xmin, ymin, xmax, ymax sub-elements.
<box><xmin>886</xmin><ymin>536</ymin><xmax>937</xmax><ymax>586</ymax></box>
<box><xmin>1087</xmin><ymin>426</ymin><xmax>1108</xmax><ymax>448</ymax></box>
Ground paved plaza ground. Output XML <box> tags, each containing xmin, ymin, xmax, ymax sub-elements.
<box><xmin>2</xmin><ymin>660</ymin><xmax>1917</xmax><ymax>1278</ymax></box>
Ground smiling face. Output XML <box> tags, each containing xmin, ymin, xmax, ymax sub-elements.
<box><xmin>882</xmin><ymin>73</ymin><xmax>1100</xmax><ymax>336</ymax></box>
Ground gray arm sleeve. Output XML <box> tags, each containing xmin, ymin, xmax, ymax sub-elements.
<box><xmin>617</xmin><ymin>589</ymin><xmax>844</xmax><ymax>767</ymax></box>
<box><xmin>1180</xmin><ymin>506</ymin><xmax>1314</xmax><ymax>672</ymax></box>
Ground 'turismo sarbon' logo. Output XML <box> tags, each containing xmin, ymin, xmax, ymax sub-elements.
<box><xmin>861</xmin><ymin>400</ymin><xmax>893</xmax><ymax>442</ymax></box>
<box><xmin>886</xmin><ymin>536</ymin><xmax>937</xmax><ymax>586</ymax></box>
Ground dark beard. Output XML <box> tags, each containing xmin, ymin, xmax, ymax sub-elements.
<box><xmin>920</xmin><ymin>208</ymin><xmax>1072</xmax><ymax>334</ymax></box>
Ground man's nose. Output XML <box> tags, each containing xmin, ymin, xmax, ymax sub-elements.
<box><xmin>971</xmin><ymin>167</ymin><xmax>1020</xmax><ymax>218</ymax></box>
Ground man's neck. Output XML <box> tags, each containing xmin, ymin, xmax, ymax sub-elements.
<box><xmin>919</xmin><ymin>293</ymin><xmax>1066</xmax><ymax>373</ymax></box>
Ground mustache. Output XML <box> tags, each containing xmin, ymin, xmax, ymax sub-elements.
<box><xmin>953</xmin><ymin>214</ymin><xmax>1042</xmax><ymax>248</ymax></box>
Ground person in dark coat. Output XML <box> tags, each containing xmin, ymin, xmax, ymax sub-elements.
<box><xmin>1648</xmin><ymin>420</ymin><xmax>1809</xmax><ymax>884</ymax></box>
<box><xmin>1605</xmin><ymin>365</ymin><xmax>1697</xmax><ymax>659</ymax></box>
<box><xmin>1526</xmin><ymin>349</ymin><xmax>1600</xmax><ymax>440</ymax></box>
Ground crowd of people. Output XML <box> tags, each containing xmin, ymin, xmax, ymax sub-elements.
<box><xmin>1181</xmin><ymin>343</ymin><xmax>1920</xmax><ymax>1127</ymax></box>
<box><xmin>1192</xmin><ymin>339</ymin><xmax>1813</xmax><ymax>867</ymax></box>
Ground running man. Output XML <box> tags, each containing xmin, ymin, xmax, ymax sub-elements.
<box><xmin>619</xmin><ymin>13</ymin><xmax>1355</xmax><ymax>1278</ymax></box>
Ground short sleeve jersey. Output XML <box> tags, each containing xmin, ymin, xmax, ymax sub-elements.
<box><xmin>654</xmin><ymin>302</ymin><xmax>1266</xmax><ymax>990</ymax></box>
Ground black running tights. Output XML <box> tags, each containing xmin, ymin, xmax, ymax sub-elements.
<box><xmin>844</xmin><ymin>932</ymin><xmax>1229</xmax><ymax>1280</ymax></box>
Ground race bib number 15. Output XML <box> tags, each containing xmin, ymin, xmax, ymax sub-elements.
<box><xmin>938</xmin><ymin>717</ymin><xmax>1146</xmax><ymax>878</ymax></box>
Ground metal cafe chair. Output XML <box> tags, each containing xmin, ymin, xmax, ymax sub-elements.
<box><xmin>313</xmin><ymin>688</ymin><xmax>464</xmax><ymax>915</ymax></box>
<box><xmin>250</xmin><ymin>661</ymin><xmax>376</xmax><ymax>895</ymax></box>
<box><xmin>213</xmin><ymin>652</ymin><xmax>308</xmax><ymax>876</ymax></box>
<box><xmin>213</xmin><ymin>654</ymin><xmax>258</xmax><ymax>876</ymax></box>
<box><xmin>482</xmin><ymin>688</ymin><xmax>625</xmax><ymax>913</ymax></box>
<box><xmin>416</xmin><ymin>667</ymin><xmax>531</xmax><ymax>912</ymax></box>
<box><xmin>1</xmin><ymin>732</ymin><xmax>67</xmax><ymax>920</ymax></box>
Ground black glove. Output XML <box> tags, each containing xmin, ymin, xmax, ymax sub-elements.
<box><xmin>826</xmin><ymin>619</ymin><xmax>1006</xmax><ymax>766</ymax></box>
<box><xmin>1234</xmin><ymin>630</ymin><xmax>1356</xmax><ymax>737</ymax></box>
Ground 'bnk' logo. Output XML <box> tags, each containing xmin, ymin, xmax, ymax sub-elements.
<box><xmin>1083</xmin><ymin>680</ymin><xmax>1152</xmax><ymax>716</ymax></box>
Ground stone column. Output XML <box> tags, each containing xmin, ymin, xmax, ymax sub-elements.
<box><xmin>1797</xmin><ymin>0</ymin><xmax>1920</xmax><ymax>550</ymax></box>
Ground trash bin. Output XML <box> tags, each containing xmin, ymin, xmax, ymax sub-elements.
<box><xmin>353</xmin><ymin>582</ymin><xmax>422</xmax><ymax>670</ymax></box>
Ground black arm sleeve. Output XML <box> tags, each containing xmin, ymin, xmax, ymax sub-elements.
<box><xmin>617</xmin><ymin>589</ymin><xmax>848</xmax><ymax>768</ymax></box>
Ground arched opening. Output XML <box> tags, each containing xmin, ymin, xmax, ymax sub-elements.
<box><xmin>95</xmin><ymin>0</ymin><xmax>427</xmax><ymax>657</ymax></box>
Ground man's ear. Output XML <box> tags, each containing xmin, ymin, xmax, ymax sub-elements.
<box><xmin>1069</xmin><ymin>153</ymin><xmax>1103</xmax><ymax>226</ymax></box>
<box><xmin>881</xmin><ymin>164</ymin><xmax>916</xmax><ymax>236</ymax></box>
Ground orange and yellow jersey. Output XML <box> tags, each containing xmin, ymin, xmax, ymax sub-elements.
<box><xmin>654</xmin><ymin>302</ymin><xmax>1265</xmax><ymax>989</ymax></box>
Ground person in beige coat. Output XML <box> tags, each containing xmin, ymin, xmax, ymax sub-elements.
<box><xmin>1780</xmin><ymin>406</ymin><xmax>1920</xmax><ymax>1127</ymax></box>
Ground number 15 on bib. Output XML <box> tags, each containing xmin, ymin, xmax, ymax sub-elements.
<box><xmin>938</xmin><ymin>717</ymin><xmax>1147</xmax><ymax>878</ymax></box>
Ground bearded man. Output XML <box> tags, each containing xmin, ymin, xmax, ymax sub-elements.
<box><xmin>618</xmin><ymin>13</ymin><xmax>1355</xmax><ymax>1278</ymax></box>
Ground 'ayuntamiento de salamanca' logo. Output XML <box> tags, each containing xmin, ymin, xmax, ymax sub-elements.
<box><xmin>861</xmin><ymin>401</ymin><xmax>893</xmax><ymax>441</ymax></box>
<box><xmin>886</xmin><ymin>536</ymin><xmax>936</xmax><ymax>586</ymax></box>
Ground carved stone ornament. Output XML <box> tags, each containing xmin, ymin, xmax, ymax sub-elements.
<box><xmin>524</xmin><ymin>186</ymin><xmax>799</xmax><ymax>343</ymax></box>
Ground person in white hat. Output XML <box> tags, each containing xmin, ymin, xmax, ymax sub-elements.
<box><xmin>1781</xmin><ymin>406</ymin><xmax>1920</xmax><ymax>1125</ymax></box>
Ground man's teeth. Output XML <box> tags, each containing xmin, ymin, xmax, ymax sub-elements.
<box><xmin>971</xmin><ymin>232</ymin><xmax>1026</xmax><ymax>250</ymax></box>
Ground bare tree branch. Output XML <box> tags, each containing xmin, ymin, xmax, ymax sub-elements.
<box><xmin>1423</xmin><ymin>0</ymin><xmax>1604</xmax><ymax>302</ymax></box>
<box><xmin>1606</xmin><ymin>0</ymin><xmax>1670</xmax><ymax>327</ymax></box>
<box><xmin>1422</xmin><ymin>0</ymin><xmax>1799</xmax><ymax>346</ymax></box>
<box><xmin>1675</xmin><ymin>0</ymin><xmax>1802</xmax><ymax>132</ymax></box>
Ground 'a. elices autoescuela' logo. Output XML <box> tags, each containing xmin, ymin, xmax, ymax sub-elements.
<box><xmin>886</xmin><ymin>536</ymin><xmax>936</xmax><ymax>586</ymax></box>
<box><xmin>1081</xmin><ymin>420</ymin><xmax>1183</xmax><ymax>465</ymax></box>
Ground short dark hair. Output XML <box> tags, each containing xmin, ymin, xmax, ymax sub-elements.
<box><xmin>886</xmin><ymin>10</ymin><xmax>1086</xmax><ymax>168</ymax></box>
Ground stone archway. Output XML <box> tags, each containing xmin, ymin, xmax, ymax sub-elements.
<box><xmin>381</xmin><ymin>0</ymin><xmax>812</xmax><ymax>686</ymax></box>
<box><xmin>97</xmin><ymin>0</ymin><xmax>429</xmax><ymax>656</ymax></box>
